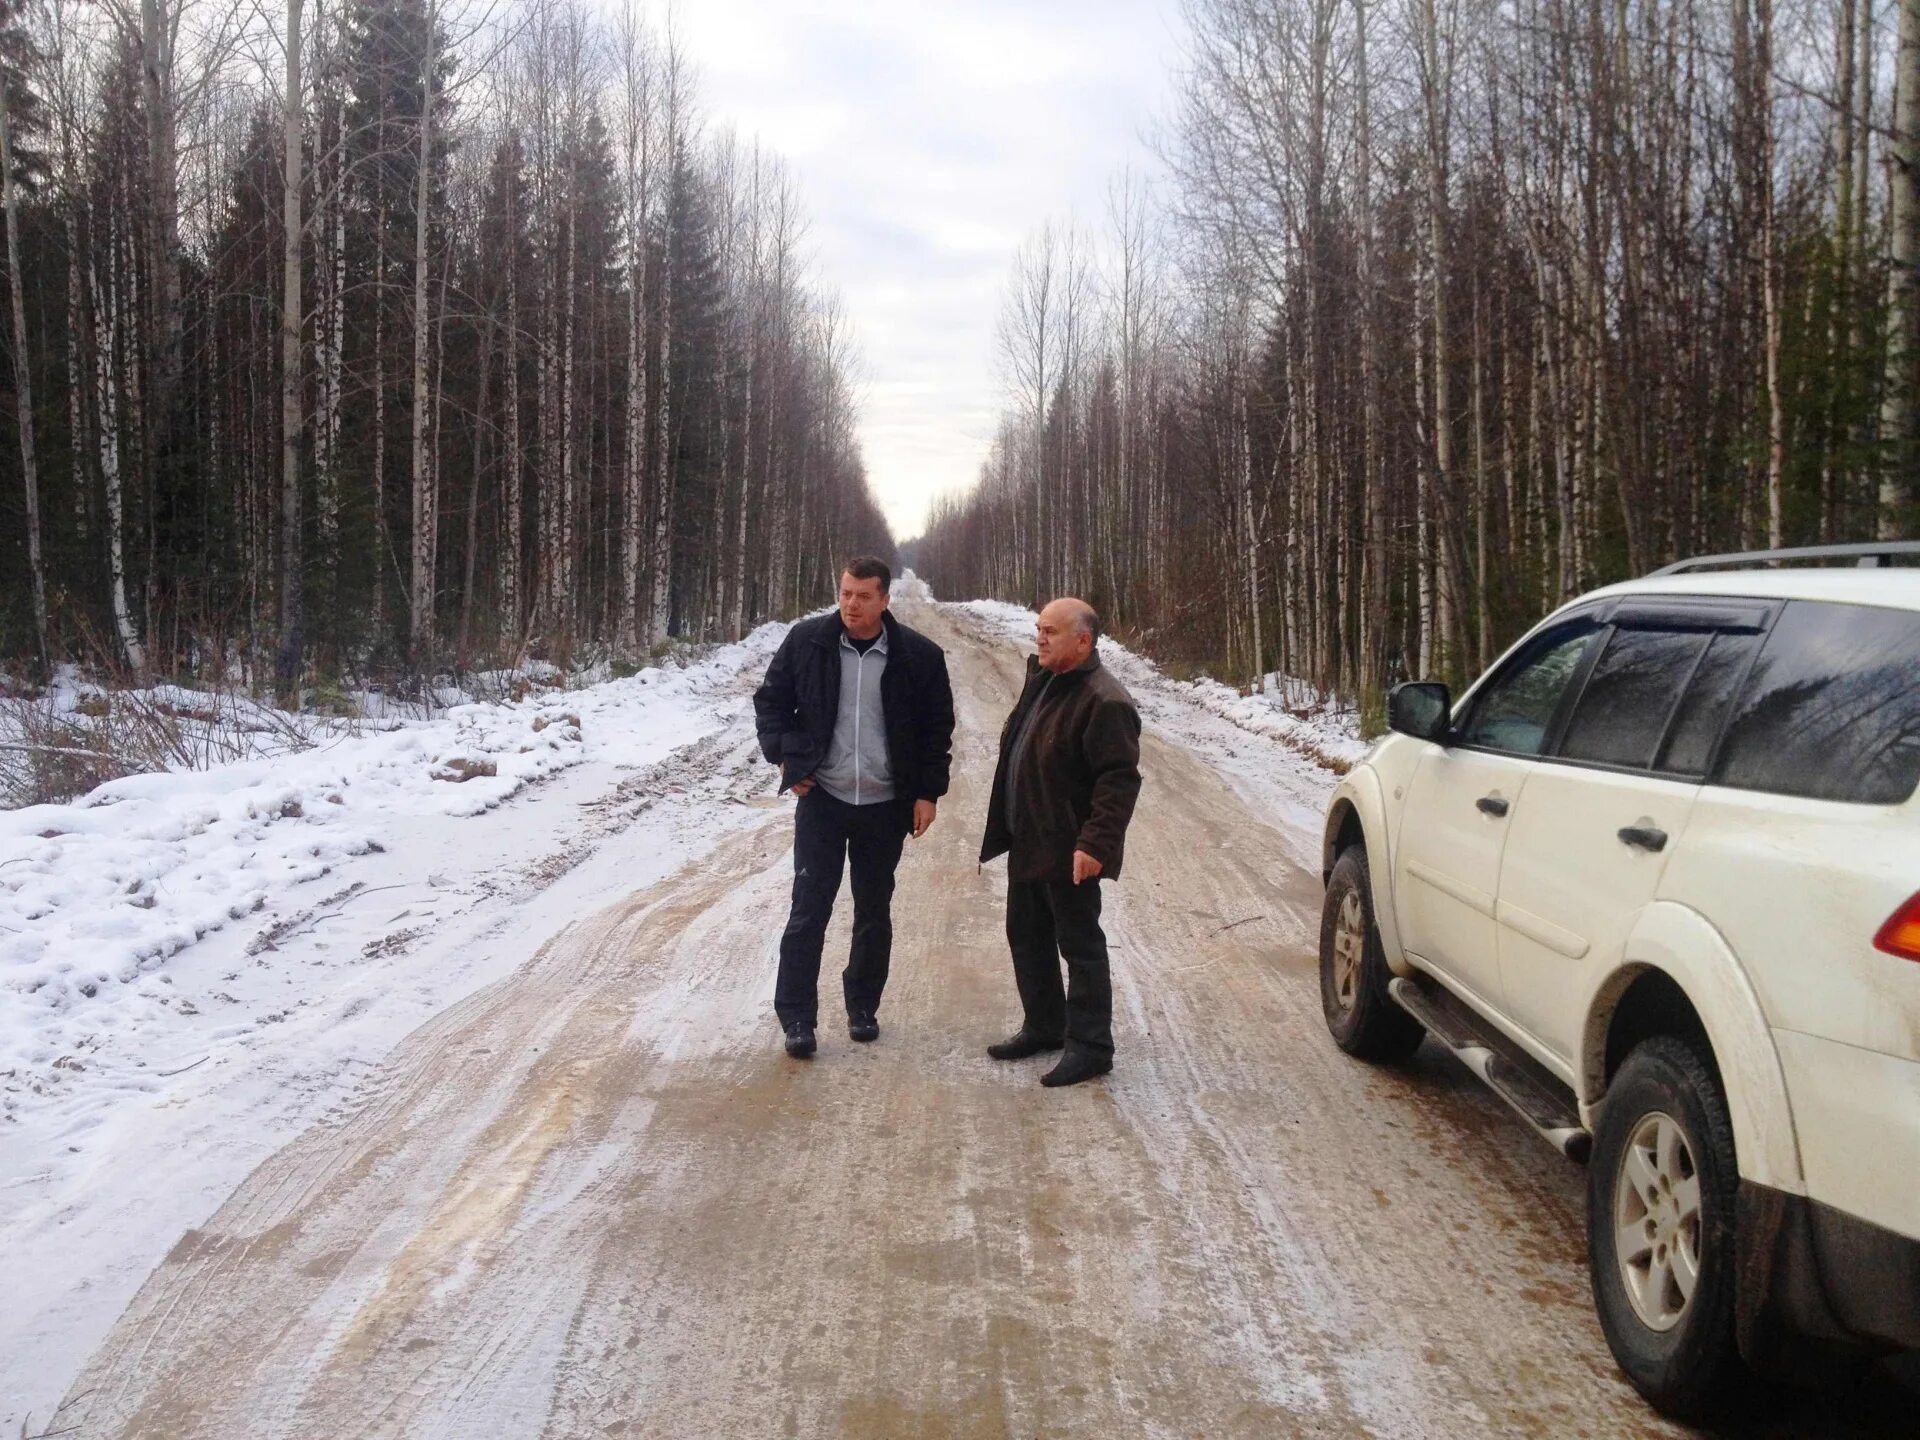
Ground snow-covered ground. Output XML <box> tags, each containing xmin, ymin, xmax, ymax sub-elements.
<box><xmin>952</xmin><ymin>598</ymin><xmax>1365</xmax><ymax>868</ymax></box>
<box><xmin>2</xmin><ymin>582</ymin><xmax>1364</xmax><ymax>1434</ymax></box>
<box><xmin>1</xmin><ymin>625</ymin><xmax>790</xmax><ymax>1434</ymax></box>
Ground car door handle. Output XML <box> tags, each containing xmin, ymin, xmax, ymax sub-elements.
<box><xmin>1476</xmin><ymin>795</ymin><xmax>1509</xmax><ymax>817</ymax></box>
<box><xmin>1618</xmin><ymin>825</ymin><xmax>1668</xmax><ymax>852</ymax></box>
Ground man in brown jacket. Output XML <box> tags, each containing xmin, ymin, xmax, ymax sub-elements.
<box><xmin>979</xmin><ymin>597</ymin><xmax>1143</xmax><ymax>1087</ymax></box>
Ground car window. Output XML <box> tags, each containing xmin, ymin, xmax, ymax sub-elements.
<box><xmin>1458</xmin><ymin>616</ymin><xmax>1603</xmax><ymax>756</ymax></box>
<box><xmin>1656</xmin><ymin>631</ymin><xmax>1762</xmax><ymax>776</ymax></box>
<box><xmin>1558</xmin><ymin>627</ymin><xmax>1708</xmax><ymax>769</ymax></box>
<box><xmin>1713</xmin><ymin>601</ymin><xmax>1920</xmax><ymax>804</ymax></box>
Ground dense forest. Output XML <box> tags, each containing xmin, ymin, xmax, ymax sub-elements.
<box><xmin>0</xmin><ymin>0</ymin><xmax>892</xmax><ymax>692</ymax></box>
<box><xmin>916</xmin><ymin>0</ymin><xmax>1920</xmax><ymax>713</ymax></box>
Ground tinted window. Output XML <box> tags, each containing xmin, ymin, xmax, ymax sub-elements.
<box><xmin>1714</xmin><ymin>601</ymin><xmax>1920</xmax><ymax>804</ymax></box>
<box><xmin>1559</xmin><ymin>628</ymin><xmax>1708</xmax><ymax>768</ymax></box>
<box><xmin>1460</xmin><ymin>617</ymin><xmax>1603</xmax><ymax>755</ymax></box>
<box><xmin>1656</xmin><ymin>631</ymin><xmax>1762</xmax><ymax>776</ymax></box>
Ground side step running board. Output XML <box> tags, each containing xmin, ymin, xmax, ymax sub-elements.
<box><xmin>1388</xmin><ymin>977</ymin><xmax>1592</xmax><ymax>1164</ymax></box>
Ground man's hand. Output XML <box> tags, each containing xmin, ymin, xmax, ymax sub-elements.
<box><xmin>790</xmin><ymin>776</ymin><xmax>816</xmax><ymax>797</ymax></box>
<box><xmin>912</xmin><ymin>799</ymin><xmax>937</xmax><ymax>839</ymax></box>
<box><xmin>1072</xmin><ymin>849</ymin><xmax>1103</xmax><ymax>884</ymax></box>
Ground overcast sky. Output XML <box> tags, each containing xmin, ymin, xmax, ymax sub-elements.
<box><xmin>655</xmin><ymin>0</ymin><xmax>1182</xmax><ymax>542</ymax></box>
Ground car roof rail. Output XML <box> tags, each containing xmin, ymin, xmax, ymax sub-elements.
<box><xmin>1648</xmin><ymin>540</ymin><xmax>1920</xmax><ymax>576</ymax></box>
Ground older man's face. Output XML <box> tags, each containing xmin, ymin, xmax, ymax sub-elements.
<box><xmin>1035</xmin><ymin>601</ymin><xmax>1094</xmax><ymax>674</ymax></box>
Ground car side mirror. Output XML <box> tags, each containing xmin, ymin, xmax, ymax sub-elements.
<box><xmin>1388</xmin><ymin>682</ymin><xmax>1453</xmax><ymax>743</ymax></box>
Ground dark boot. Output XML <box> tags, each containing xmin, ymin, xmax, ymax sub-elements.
<box><xmin>784</xmin><ymin>1021</ymin><xmax>817</xmax><ymax>1059</ymax></box>
<box><xmin>1040</xmin><ymin>1050</ymin><xmax>1113</xmax><ymax>1087</ymax></box>
<box><xmin>848</xmin><ymin>1009</ymin><xmax>879</xmax><ymax>1043</ymax></box>
<box><xmin>987</xmin><ymin>1029</ymin><xmax>1064</xmax><ymax>1061</ymax></box>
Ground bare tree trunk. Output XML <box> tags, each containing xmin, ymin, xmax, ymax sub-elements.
<box><xmin>58</xmin><ymin>94</ymin><xmax>90</xmax><ymax>544</ymax></box>
<box><xmin>496</xmin><ymin>218</ymin><xmax>517</xmax><ymax>639</ymax></box>
<box><xmin>619</xmin><ymin>9</ymin><xmax>651</xmax><ymax>652</ymax></box>
<box><xmin>731</xmin><ymin>161</ymin><xmax>758</xmax><ymax>638</ymax></box>
<box><xmin>1755</xmin><ymin>0</ymin><xmax>1786</xmax><ymax>549</ymax></box>
<box><xmin>649</xmin><ymin>53</ymin><xmax>681</xmax><ymax>644</ymax></box>
<box><xmin>711</xmin><ymin>366</ymin><xmax>731</xmax><ymax>634</ymax></box>
<box><xmin>91</xmin><ymin>242</ymin><xmax>142</xmax><ymax>669</ymax></box>
<box><xmin>1472</xmin><ymin>284</ymin><xmax>1490</xmax><ymax>669</ymax></box>
<box><xmin>2</xmin><ymin>79</ymin><xmax>48</xmax><ymax>671</ymax></box>
<box><xmin>409</xmin><ymin>0</ymin><xmax>440</xmax><ymax>663</ymax></box>
<box><xmin>430</xmin><ymin>242</ymin><xmax>450</xmax><ymax>646</ymax></box>
<box><xmin>373</xmin><ymin>213</ymin><xmax>388</xmax><ymax>645</ymax></box>
<box><xmin>1420</xmin><ymin>0</ymin><xmax>1457</xmax><ymax>672</ymax></box>
<box><xmin>317</xmin><ymin>39</ymin><xmax>345</xmax><ymax>612</ymax></box>
<box><xmin>1353</xmin><ymin>0</ymin><xmax>1387</xmax><ymax>697</ymax></box>
<box><xmin>1239</xmin><ymin>386</ymin><xmax>1263</xmax><ymax>688</ymax></box>
<box><xmin>1857</xmin><ymin>0</ymin><xmax>1876</xmax><ymax>284</ymax></box>
<box><xmin>621</xmin><ymin>238</ymin><xmax>645</xmax><ymax>650</ymax></box>
<box><xmin>649</xmin><ymin>207</ymin><xmax>674</xmax><ymax>643</ymax></box>
<box><xmin>538</xmin><ymin>252</ymin><xmax>557</xmax><ymax>628</ymax></box>
<box><xmin>1823</xmin><ymin>0</ymin><xmax>1858</xmax><ymax>539</ymax></box>
<box><xmin>1005</xmin><ymin>227</ymin><xmax>1055</xmax><ymax>603</ymax></box>
<box><xmin>460</xmin><ymin>316</ymin><xmax>493</xmax><ymax>665</ymax></box>
<box><xmin>559</xmin><ymin>148</ymin><xmax>578</xmax><ymax>639</ymax></box>
<box><xmin>1413</xmin><ymin>272</ymin><xmax>1433</xmax><ymax>674</ymax></box>
<box><xmin>277</xmin><ymin>0</ymin><xmax>306</xmax><ymax>696</ymax></box>
<box><xmin>141</xmin><ymin>0</ymin><xmax>183</xmax><ymax>506</ymax></box>
<box><xmin>1883</xmin><ymin>0</ymin><xmax>1920</xmax><ymax>535</ymax></box>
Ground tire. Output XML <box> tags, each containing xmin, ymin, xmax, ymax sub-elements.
<box><xmin>1319</xmin><ymin>847</ymin><xmax>1424</xmax><ymax>1062</ymax></box>
<box><xmin>1586</xmin><ymin>1035</ymin><xmax>1746</xmax><ymax>1421</ymax></box>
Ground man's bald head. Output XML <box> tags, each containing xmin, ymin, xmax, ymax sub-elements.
<box><xmin>1035</xmin><ymin>597</ymin><xmax>1102</xmax><ymax>673</ymax></box>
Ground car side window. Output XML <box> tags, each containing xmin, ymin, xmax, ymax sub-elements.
<box><xmin>1713</xmin><ymin>601</ymin><xmax>1920</xmax><ymax>805</ymax></box>
<box><xmin>1457</xmin><ymin>616</ymin><xmax>1603</xmax><ymax>756</ymax></box>
<box><xmin>1655</xmin><ymin>631</ymin><xmax>1762</xmax><ymax>776</ymax></box>
<box><xmin>1557</xmin><ymin>627</ymin><xmax>1709</xmax><ymax>769</ymax></box>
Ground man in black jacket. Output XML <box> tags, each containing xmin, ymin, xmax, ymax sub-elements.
<box><xmin>979</xmin><ymin>598</ymin><xmax>1142</xmax><ymax>1087</ymax></box>
<box><xmin>753</xmin><ymin>558</ymin><xmax>955</xmax><ymax>1059</ymax></box>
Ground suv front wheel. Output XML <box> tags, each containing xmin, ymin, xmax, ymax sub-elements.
<box><xmin>1587</xmin><ymin>1035</ymin><xmax>1745</xmax><ymax>1420</ymax></box>
<box><xmin>1319</xmin><ymin>847</ymin><xmax>1424</xmax><ymax>1062</ymax></box>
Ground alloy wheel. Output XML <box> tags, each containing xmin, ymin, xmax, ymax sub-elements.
<box><xmin>1611</xmin><ymin>1110</ymin><xmax>1703</xmax><ymax>1333</ymax></box>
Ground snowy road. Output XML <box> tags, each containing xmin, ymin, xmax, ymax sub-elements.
<box><xmin>40</xmin><ymin>599</ymin><xmax>1918</xmax><ymax>1438</ymax></box>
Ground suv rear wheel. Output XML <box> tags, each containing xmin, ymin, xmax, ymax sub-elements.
<box><xmin>1319</xmin><ymin>847</ymin><xmax>1424</xmax><ymax>1062</ymax></box>
<box><xmin>1587</xmin><ymin>1035</ymin><xmax>1745</xmax><ymax>1420</ymax></box>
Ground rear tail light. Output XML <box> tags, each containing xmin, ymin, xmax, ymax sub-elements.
<box><xmin>1875</xmin><ymin>892</ymin><xmax>1920</xmax><ymax>961</ymax></box>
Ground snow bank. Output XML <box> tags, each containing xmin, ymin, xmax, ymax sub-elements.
<box><xmin>952</xmin><ymin>598</ymin><xmax>1369</xmax><ymax>772</ymax></box>
<box><xmin>0</xmin><ymin>625</ymin><xmax>786</xmax><ymax>1115</ymax></box>
<box><xmin>948</xmin><ymin>597</ymin><xmax>1364</xmax><ymax>868</ymax></box>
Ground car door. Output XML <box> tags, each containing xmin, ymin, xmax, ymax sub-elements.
<box><xmin>1496</xmin><ymin>601</ymin><xmax>1771</xmax><ymax>1070</ymax></box>
<box><xmin>1394</xmin><ymin>613</ymin><xmax>1604</xmax><ymax>1015</ymax></box>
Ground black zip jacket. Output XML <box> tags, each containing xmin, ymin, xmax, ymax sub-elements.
<box><xmin>753</xmin><ymin>610</ymin><xmax>956</xmax><ymax>804</ymax></box>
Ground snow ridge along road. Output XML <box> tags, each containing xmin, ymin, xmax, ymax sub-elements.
<box><xmin>27</xmin><ymin>597</ymin><xmax>1913</xmax><ymax>1437</ymax></box>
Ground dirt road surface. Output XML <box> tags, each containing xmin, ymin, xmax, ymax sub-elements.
<box><xmin>53</xmin><ymin>599</ymin><xmax>1916</xmax><ymax>1439</ymax></box>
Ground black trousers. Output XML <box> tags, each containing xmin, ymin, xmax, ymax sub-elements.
<box><xmin>774</xmin><ymin>789</ymin><xmax>908</xmax><ymax>1028</ymax></box>
<box><xmin>1006</xmin><ymin>876</ymin><xmax>1114</xmax><ymax>1058</ymax></box>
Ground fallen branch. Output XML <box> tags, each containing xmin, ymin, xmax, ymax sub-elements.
<box><xmin>1209</xmin><ymin>914</ymin><xmax>1263</xmax><ymax>936</ymax></box>
<box><xmin>155</xmin><ymin>1056</ymin><xmax>208</xmax><ymax>1078</ymax></box>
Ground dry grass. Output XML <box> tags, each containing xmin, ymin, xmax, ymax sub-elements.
<box><xmin>1</xmin><ymin>678</ymin><xmax>325</xmax><ymax>810</ymax></box>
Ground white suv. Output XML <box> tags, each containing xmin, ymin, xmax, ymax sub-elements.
<box><xmin>1317</xmin><ymin>543</ymin><xmax>1920</xmax><ymax>1419</ymax></box>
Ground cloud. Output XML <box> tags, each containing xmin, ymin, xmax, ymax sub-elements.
<box><xmin>650</xmin><ymin>0</ymin><xmax>1177</xmax><ymax>540</ymax></box>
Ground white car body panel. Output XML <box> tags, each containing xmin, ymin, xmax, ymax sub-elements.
<box><xmin>1497</xmin><ymin>764</ymin><xmax>1698</xmax><ymax>1068</ymax></box>
<box><xmin>1344</xmin><ymin>566</ymin><xmax>1920</xmax><ymax>1240</ymax></box>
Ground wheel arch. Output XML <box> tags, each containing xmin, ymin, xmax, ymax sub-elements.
<box><xmin>1321</xmin><ymin>769</ymin><xmax>1410</xmax><ymax>975</ymax></box>
<box><xmin>1322</xmin><ymin>797</ymin><xmax>1366</xmax><ymax>884</ymax></box>
<box><xmin>1580</xmin><ymin>902</ymin><xmax>1804</xmax><ymax>1195</ymax></box>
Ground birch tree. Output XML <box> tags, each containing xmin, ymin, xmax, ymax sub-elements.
<box><xmin>277</xmin><ymin>0</ymin><xmax>304</xmax><ymax>693</ymax></box>
<box><xmin>0</xmin><ymin>19</ymin><xmax>46</xmax><ymax>669</ymax></box>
